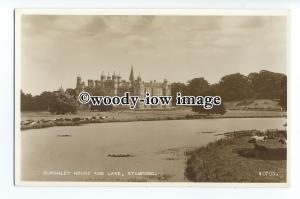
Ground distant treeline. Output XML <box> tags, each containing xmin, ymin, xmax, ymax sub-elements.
<box><xmin>21</xmin><ymin>89</ymin><xmax>78</xmax><ymax>114</ymax></box>
<box><xmin>171</xmin><ymin>70</ymin><xmax>287</xmax><ymax>109</ymax></box>
<box><xmin>21</xmin><ymin>70</ymin><xmax>287</xmax><ymax>114</ymax></box>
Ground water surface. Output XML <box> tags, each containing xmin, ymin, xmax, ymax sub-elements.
<box><xmin>20</xmin><ymin>118</ymin><xmax>286</xmax><ymax>182</ymax></box>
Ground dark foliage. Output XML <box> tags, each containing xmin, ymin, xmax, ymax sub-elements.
<box><xmin>21</xmin><ymin>70</ymin><xmax>287</xmax><ymax>113</ymax></box>
<box><xmin>49</xmin><ymin>92</ymin><xmax>78</xmax><ymax>114</ymax></box>
<box><xmin>170</xmin><ymin>70</ymin><xmax>287</xmax><ymax>109</ymax></box>
<box><xmin>171</xmin><ymin>82</ymin><xmax>187</xmax><ymax>105</ymax></box>
<box><xmin>21</xmin><ymin>89</ymin><xmax>78</xmax><ymax>114</ymax></box>
<box><xmin>248</xmin><ymin>70</ymin><xmax>286</xmax><ymax>99</ymax></box>
<box><xmin>192</xmin><ymin>103</ymin><xmax>226</xmax><ymax>115</ymax></box>
<box><xmin>21</xmin><ymin>90</ymin><xmax>54</xmax><ymax>111</ymax></box>
<box><xmin>218</xmin><ymin>73</ymin><xmax>253</xmax><ymax>101</ymax></box>
<box><xmin>279</xmin><ymin>76</ymin><xmax>287</xmax><ymax>110</ymax></box>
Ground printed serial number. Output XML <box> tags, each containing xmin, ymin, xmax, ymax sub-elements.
<box><xmin>258</xmin><ymin>171</ymin><xmax>279</xmax><ymax>177</ymax></box>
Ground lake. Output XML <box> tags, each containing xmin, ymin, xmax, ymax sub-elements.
<box><xmin>20</xmin><ymin>117</ymin><xmax>286</xmax><ymax>182</ymax></box>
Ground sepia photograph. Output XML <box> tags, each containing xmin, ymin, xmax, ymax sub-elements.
<box><xmin>15</xmin><ymin>9</ymin><xmax>289</xmax><ymax>185</ymax></box>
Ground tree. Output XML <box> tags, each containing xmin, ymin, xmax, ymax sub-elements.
<box><xmin>187</xmin><ymin>78</ymin><xmax>210</xmax><ymax>96</ymax></box>
<box><xmin>34</xmin><ymin>91</ymin><xmax>54</xmax><ymax>111</ymax></box>
<box><xmin>192</xmin><ymin>103</ymin><xmax>226</xmax><ymax>115</ymax></box>
<box><xmin>218</xmin><ymin>73</ymin><xmax>253</xmax><ymax>101</ymax></box>
<box><xmin>49</xmin><ymin>92</ymin><xmax>78</xmax><ymax>114</ymax></box>
<box><xmin>171</xmin><ymin>82</ymin><xmax>187</xmax><ymax>106</ymax></box>
<box><xmin>21</xmin><ymin>90</ymin><xmax>34</xmax><ymax>111</ymax></box>
<box><xmin>191</xmin><ymin>86</ymin><xmax>226</xmax><ymax>115</ymax></box>
<box><xmin>279</xmin><ymin>76</ymin><xmax>287</xmax><ymax>110</ymax></box>
<box><xmin>248</xmin><ymin>70</ymin><xmax>286</xmax><ymax>99</ymax></box>
<box><xmin>65</xmin><ymin>88</ymin><xmax>77</xmax><ymax>98</ymax></box>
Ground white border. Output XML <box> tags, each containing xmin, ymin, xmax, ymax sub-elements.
<box><xmin>14</xmin><ymin>9</ymin><xmax>290</xmax><ymax>187</ymax></box>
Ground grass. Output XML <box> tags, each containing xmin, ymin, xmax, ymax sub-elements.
<box><xmin>184</xmin><ymin>130</ymin><xmax>287</xmax><ymax>182</ymax></box>
<box><xmin>21</xmin><ymin>108</ymin><xmax>287</xmax><ymax>130</ymax></box>
<box><xmin>224</xmin><ymin>99</ymin><xmax>282</xmax><ymax>111</ymax></box>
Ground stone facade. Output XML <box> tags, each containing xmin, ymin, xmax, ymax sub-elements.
<box><xmin>75</xmin><ymin>67</ymin><xmax>171</xmax><ymax>109</ymax></box>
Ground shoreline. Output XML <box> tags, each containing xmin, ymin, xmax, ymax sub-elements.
<box><xmin>185</xmin><ymin>129</ymin><xmax>287</xmax><ymax>182</ymax></box>
<box><xmin>20</xmin><ymin>112</ymin><xmax>287</xmax><ymax>131</ymax></box>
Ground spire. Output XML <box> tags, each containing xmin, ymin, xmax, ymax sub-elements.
<box><xmin>58</xmin><ymin>85</ymin><xmax>64</xmax><ymax>93</ymax></box>
<box><xmin>129</xmin><ymin>65</ymin><xmax>134</xmax><ymax>82</ymax></box>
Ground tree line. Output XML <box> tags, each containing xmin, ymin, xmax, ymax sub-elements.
<box><xmin>171</xmin><ymin>70</ymin><xmax>287</xmax><ymax>114</ymax></box>
<box><xmin>21</xmin><ymin>89</ymin><xmax>78</xmax><ymax>114</ymax></box>
<box><xmin>21</xmin><ymin>70</ymin><xmax>287</xmax><ymax>114</ymax></box>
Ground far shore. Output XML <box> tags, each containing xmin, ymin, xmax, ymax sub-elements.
<box><xmin>20</xmin><ymin>108</ymin><xmax>287</xmax><ymax>131</ymax></box>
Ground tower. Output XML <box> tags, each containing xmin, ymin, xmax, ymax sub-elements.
<box><xmin>76</xmin><ymin>76</ymin><xmax>81</xmax><ymax>88</ymax></box>
<box><xmin>135</xmin><ymin>75</ymin><xmax>144</xmax><ymax>108</ymax></box>
<box><xmin>88</xmin><ymin>79</ymin><xmax>94</xmax><ymax>87</ymax></box>
<box><xmin>136</xmin><ymin>75</ymin><xmax>143</xmax><ymax>95</ymax></box>
<box><xmin>163</xmin><ymin>78</ymin><xmax>168</xmax><ymax>95</ymax></box>
<box><xmin>117</xmin><ymin>72</ymin><xmax>121</xmax><ymax>91</ymax></box>
<box><xmin>129</xmin><ymin>65</ymin><xmax>134</xmax><ymax>83</ymax></box>
<box><xmin>112</xmin><ymin>72</ymin><xmax>118</xmax><ymax>95</ymax></box>
<box><xmin>129</xmin><ymin>65</ymin><xmax>135</xmax><ymax>92</ymax></box>
<box><xmin>100</xmin><ymin>72</ymin><xmax>106</xmax><ymax>89</ymax></box>
<box><xmin>58</xmin><ymin>85</ymin><xmax>64</xmax><ymax>93</ymax></box>
<box><xmin>76</xmin><ymin>75</ymin><xmax>84</xmax><ymax>95</ymax></box>
<box><xmin>95</xmin><ymin>80</ymin><xmax>100</xmax><ymax>87</ymax></box>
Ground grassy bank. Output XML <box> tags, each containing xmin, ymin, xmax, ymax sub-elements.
<box><xmin>185</xmin><ymin>130</ymin><xmax>287</xmax><ymax>182</ymax></box>
<box><xmin>224</xmin><ymin>99</ymin><xmax>283</xmax><ymax>111</ymax></box>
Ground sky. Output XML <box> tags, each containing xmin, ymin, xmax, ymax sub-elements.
<box><xmin>20</xmin><ymin>15</ymin><xmax>287</xmax><ymax>95</ymax></box>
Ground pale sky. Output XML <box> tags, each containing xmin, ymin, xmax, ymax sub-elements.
<box><xmin>21</xmin><ymin>15</ymin><xmax>287</xmax><ymax>95</ymax></box>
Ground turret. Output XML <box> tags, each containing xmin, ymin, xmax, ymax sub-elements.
<box><xmin>112</xmin><ymin>72</ymin><xmax>118</xmax><ymax>95</ymax></box>
<box><xmin>58</xmin><ymin>85</ymin><xmax>64</xmax><ymax>93</ymax></box>
<box><xmin>82</xmin><ymin>82</ymin><xmax>85</xmax><ymax>90</ymax></box>
<box><xmin>117</xmin><ymin>73</ymin><xmax>121</xmax><ymax>87</ymax></box>
<box><xmin>76</xmin><ymin>75</ymin><xmax>84</xmax><ymax>95</ymax></box>
<box><xmin>112</xmin><ymin>72</ymin><xmax>117</xmax><ymax>81</ymax></box>
<box><xmin>76</xmin><ymin>76</ymin><xmax>81</xmax><ymax>88</ymax></box>
<box><xmin>107</xmin><ymin>73</ymin><xmax>111</xmax><ymax>80</ymax></box>
<box><xmin>129</xmin><ymin>66</ymin><xmax>135</xmax><ymax>89</ymax></box>
<box><xmin>95</xmin><ymin>80</ymin><xmax>100</xmax><ymax>87</ymax></box>
<box><xmin>163</xmin><ymin>78</ymin><xmax>170</xmax><ymax>96</ymax></box>
<box><xmin>135</xmin><ymin>75</ymin><xmax>144</xmax><ymax>109</ymax></box>
<box><xmin>129</xmin><ymin>65</ymin><xmax>134</xmax><ymax>82</ymax></box>
<box><xmin>88</xmin><ymin>79</ymin><xmax>94</xmax><ymax>87</ymax></box>
<box><xmin>137</xmin><ymin>75</ymin><xmax>142</xmax><ymax>82</ymax></box>
<box><xmin>100</xmin><ymin>72</ymin><xmax>106</xmax><ymax>88</ymax></box>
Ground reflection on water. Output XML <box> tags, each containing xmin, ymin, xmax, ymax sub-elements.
<box><xmin>21</xmin><ymin>118</ymin><xmax>286</xmax><ymax>182</ymax></box>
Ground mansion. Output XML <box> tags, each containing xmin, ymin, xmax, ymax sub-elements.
<box><xmin>75</xmin><ymin>67</ymin><xmax>171</xmax><ymax>109</ymax></box>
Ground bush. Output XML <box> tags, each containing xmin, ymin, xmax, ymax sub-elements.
<box><xmin>192</xmin><ymin>103</ymin><xmax>226</xmax><ymax>115</ymax></box>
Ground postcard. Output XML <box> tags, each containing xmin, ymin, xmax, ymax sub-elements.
<box><xmin>15</xmin><ymin>9</ymin><xmax>289</xmax><ymax>186</ymax></box>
